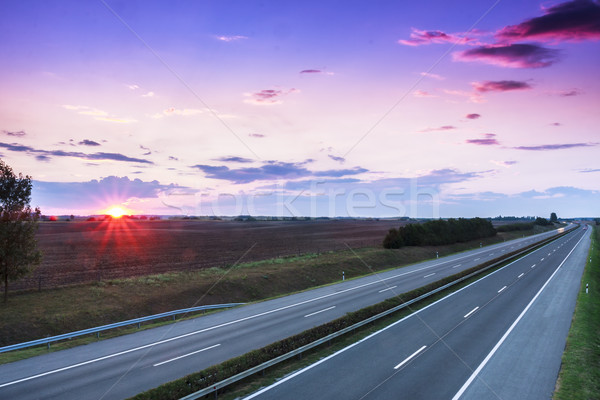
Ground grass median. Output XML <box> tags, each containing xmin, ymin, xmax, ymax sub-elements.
<box><xmin>554</xmin><ymin>225</ymin><xmax>599</xmax><ymax>399</ymax></box>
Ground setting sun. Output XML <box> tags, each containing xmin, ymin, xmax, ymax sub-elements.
<box><xmin>106</xmin><ymin>206</ymin><xmax>129</xmax><ymax>218</ymax></box>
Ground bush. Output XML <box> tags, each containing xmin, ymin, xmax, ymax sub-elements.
<box><xmin>383</xmin><ymin>218</ymin><xmax>496</xmax><ymax>249</ymax></box>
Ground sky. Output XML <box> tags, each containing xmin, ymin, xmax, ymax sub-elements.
<box><xmin>1</xmin><ymin>0</ymin><xmax>599</xmax><ymax>218</ymax></box>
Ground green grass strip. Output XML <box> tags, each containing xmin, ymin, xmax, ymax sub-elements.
<box><xmin>554</xmin><ymin>225</ymin><xmax>600</xmax><ymax>399</ymax></box>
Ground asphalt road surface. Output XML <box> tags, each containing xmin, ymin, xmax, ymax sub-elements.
<box><xmin>244</xmin><ymin>227</ymin><xmax>588</xmax><ymax>400</ymax></box>
<box><xmin>0</xmin><ymin>227</ymin><xmax>575</xmax><ymax>400</ymax></box>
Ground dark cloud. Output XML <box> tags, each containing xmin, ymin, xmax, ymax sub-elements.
<box><xmin>245</xmin><ymin>88</ymin><xmax>298</xmax><ymax>105</ymax></box>
<box><xmin>579</xmin><ymin>168</ymin><xmax>600</xmax><ymax>173</ymax></box>
<box><xmin>550</xmin><ymin>122</ymin><xmax>562</xmax><ymax>126</ymax></box>
<box><xmin>192</xmin><ymin>161</ymin><xmax>368</xmax><ymax>183</ymax></box>
<box><xmin>513</xmin><ymin>142</ymin><xmax>597</xmax><ymax>151</ymax></box>
<box><xmin>3</xmin><ymin>130</ymin><xmax>26</xmax><ymax>137</ymax></box>
<box><xmin>36</xmin><ymin>155</ymin><xmax>51</xmax><ymax>162</ymax></box>
<box><xmin>399</xmin><ymin>28</ymin><xmax>473</xmax><ymax>46</ymax></box>
<box><xmin>0</xmin><ymin>142</ymin><xmax>153</xmax><ymax>164</ymax></box>
<box><xmin>466</xmin><ymin>133</ymin><xmax>500</xmax><ymax>146</ymax></box>
<box><xmin>455</xmin><ymin>44</ymin><xmax>560</xmax><ymax>68</ymax></box>
<box><xmin>248</xmin><ymin>133</ymin><xmax>265</xmax><ymax>138</ymax></box>
<box><xmin>79</xmin><ymin>139</ymin><xmax>101</xmax><ymax>146</ymax></box>
<box><xmin>559</xmin><ymin>89</ymin><xmax>581</xmax><ymax>96</ymax></box>
<box><xmin>328</xmin><ymin>155</ymin><xmax>345</xmax><ymax>163</ymax></box>
<box><xmin>466</xmin><ymin>113</ymin><xmax>481</xmax><ymax>119</ymax></box>
<box><xmin>213</xmin><ymin>156</ymin><xmax>253</xmax><ymax>163</ymax></box>
<box><xmin>300</xmin><ymin>69</ymin><xmax>321</xmax><ymax>74</ymax></box>
<box><xmin>168</xmin><ymin>156</ymin><xmax>179</xmax><ymax>161</ymax></box>
<box><xmin>497</xmin><ymin>0</ymin><xmax>600</xmax><ymax>43</ymax></box>
<box><xmin>472</xmin><ymin>80</ymin><xmax>532</xmax><ymax>93</ymax></box>
<box><xmin>138</xmin><ymin>145</ymin><xmax>151</xmax><ymax>156</ymax></box>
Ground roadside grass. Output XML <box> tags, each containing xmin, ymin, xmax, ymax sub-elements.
<box><xmin>554</xmin><ymin>225</ymin><xmax>600</xmax><ymax>400</ymax></box>
<box><xmin>0</xmin><ymin>227</ymin><xmax>551</xmax><ymax>364</ymax></box>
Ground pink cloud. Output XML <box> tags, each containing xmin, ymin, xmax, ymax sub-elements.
<box><xmin>472</xmin><ymin>80</ymin><xmax>532</xmax><ymax>93</ymax></box>
<box><xmin>420</xmin><ymin>72</ymin><xmax>445</xmax><ymax>80</ymax></box>
<box><xmin>466</xmin><ymin>113</ymin><xmax>481</xmax><ymax>119</ymax></box>
<box><xmin>413</xmin><ymin>90</ymin><xmax>437</xmax><ymax>98</ymax></box>
<box><xmin>419</xmin><ymin>125</ymin><xmax>456</xmax><ymax>133</ymax></box>
<box><xmin>454</xmin><ymin>44</ymin><xmax>560</xmax><ymax>68</ymax></box>
<box><xmin>497</xmin><ymin>0</ymin><xmax>600</xmax><ymax>43</ymax></box>
<box><xmin>399</xmin><ymin>28</ymin><xmax>474</xmax><ymax>46</ymax></box>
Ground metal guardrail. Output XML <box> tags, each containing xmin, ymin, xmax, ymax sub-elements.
<box><xmin>181</xmin><ymin>228</ymin><xmax>576</xmax><ymax>399</ymax></box>
<box><xmin>0</xmin><ymin>303</ymin><xmax>244</xmax><ymax>353</ymax></box>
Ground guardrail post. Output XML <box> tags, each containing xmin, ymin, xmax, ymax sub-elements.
<box><xmin>137</xmin><ymin>322</ymin><xmax>141</xmax><ymax>329</ymax></box>
<box><xmin>96</xmin><ymin>332</ymin><xmax>100</xmax><ymax>339</ymax></box>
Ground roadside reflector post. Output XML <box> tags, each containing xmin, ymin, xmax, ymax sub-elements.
<box><xmin>436</xmin><ymin>251</ymin><xmax>439</xmax><ymax>259</ymax></box>
<box><xmin>586</xmin><ymin>283</ymin><xmax>589</xmax><ymax>294</ymax></box>
<box><xmin>342</xmin><ymin>271</ymin><xmax>345</xmax><ymax>281</ymax></box>
<box><xmin>480</xmin><ymin>243</ymin><xmax>482</xmax><ymax>248</ymax></box>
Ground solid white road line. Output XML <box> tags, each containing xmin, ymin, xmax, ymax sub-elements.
<box><xmin>452</xmin><ymin>264</ymin><xmax>462</xmax><ymax>268</ymax></box>
<box><xmin>474</xmin><ymin>258</ymin><xmax>480</xmax><ymax>261</ymax></box>
<box><xmin>304</xmin><ymin>306</ymin><xmax>336</xmax><ymax>318</ymax></box>
<box><xmin>153</xmin><ymin>344</ymin><xmax>221</xmax><ymax>367</ymax></box>
<box><xmin>498</xmin><ymin>286</ymin><xmax>507</xmax><ymax>293</ymax></box>
<box><xmin>452</xmin><ymin>230</ymin><xmax>587</xmax><ymax>400</ymax></box>
<box><xmin>518</xmin><ymin>273</ymin><xmax>524</xmax><ymax>278</ymax></box>
<box><xmin>379</xmin><ymin>286</ymin><xmax>397</xmax><ymax>293</ymax></box>
<box><xmin>394</xmin><ymin>346</ymin><xmax>427</xmax><ymax>370</ymax></box>
<box><xmin>424</xmin><ymin>273</ymin><xmax>436</xmax><ymax>278</ymax></box>
<box><xmin>464</xmin><ymin>307</ymin><xmax>479</xmax><ymax>319</ymax></box>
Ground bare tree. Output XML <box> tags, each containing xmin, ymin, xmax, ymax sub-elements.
<box><xmin>0</xmin><ymin>160</ymin><xmax>42</xmax><ymax>302</ymax></box>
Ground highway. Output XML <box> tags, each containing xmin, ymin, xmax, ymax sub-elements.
<box><xmin>244</xmin><ymin>227</ymin><xmax>589</xmax><ymax>400</ymax></box>
<box><xmin>0</xmin><ymin>227</ymin><xmax>573</xmax><ymax>400</ymax></box>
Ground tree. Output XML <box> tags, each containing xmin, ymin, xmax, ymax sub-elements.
<box><xmin>550</xmin><ymin>212</ymin><xmax>558</xmax><ymax>223</ymax></box>
<box><xmin>0</xmin><ymin>160</ymin><xmax>42</xmax><ymax>302</ymax></box>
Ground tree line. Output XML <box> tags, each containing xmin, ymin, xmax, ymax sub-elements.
<box><xmin>383</xmin><ymin>218</ymin><xmax>497</xmax><ymax>249</ymax></box>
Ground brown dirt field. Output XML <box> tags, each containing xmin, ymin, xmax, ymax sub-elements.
<box><xmin>12</xmin><ymin>219</ymin><xmax>404</xmax><ymax>291</ymax></box>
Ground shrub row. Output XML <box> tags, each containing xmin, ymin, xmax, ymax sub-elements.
<box><xmin>131</xmin><ymin>239</ymin><xmax>550</xmax><ymax>400</ymax></box>
<box><xmin>383</xmin><ymin>218</ymin><xmax>496</xmax><ymax>249</ymax></box>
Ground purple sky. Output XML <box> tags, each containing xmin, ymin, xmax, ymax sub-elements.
<box><xmin>1</xmin><ymin>0</ymin><xmax>599</xmax><ymax>218</ymax></box>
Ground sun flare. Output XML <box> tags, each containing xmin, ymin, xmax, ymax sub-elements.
<box><xmin>106</xmin><ymin>206</ymin><xmax>128</xmax><ymax>218</ymax></box>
